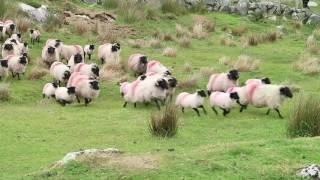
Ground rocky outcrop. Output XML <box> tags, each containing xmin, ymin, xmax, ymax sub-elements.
<box><xmin>18</xmin><ymin>3</ymin><xmax>49</xmax><ymax>22</ymax></box>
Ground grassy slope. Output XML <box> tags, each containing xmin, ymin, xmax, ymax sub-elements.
<box><xmin>1</xmin><ymin>1</ymin><xmax>320</xmax><ymax>179</ymax></box>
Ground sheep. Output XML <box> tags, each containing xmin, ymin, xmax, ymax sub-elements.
<box><xmin>73</xmin><ymin>63</ymin><xmax>99</xmax><ymax>79</ymax></box>
<box><xmin>68</xmin><ymin>53</ymin><xmax>84</xmax><ymax>71</ymax></box>
<box><xmin>209</xmin><ymin>91</ymin><xmax>240</xmax><ymax>116</ymax></box>
<box><xmin>226</xmin><ymin>86</ymin><xmax>249</xmax><ymax>112</ymax></box>
<box><xmin>0</xmin><ymin>21</ymin><xmax>4</xmax><ymax>40</ymax></box>
<box><xmin>41</xmin><ymin>45</ymin><xmax>60</xmax><ymax>66</ymax></box>
<box><xmin>6</xmin><ymin>54</ymin><xmax>28</xmax><ymax>80</ymax></box>
<box><xmin>146</xmin><ymin>60</ymin><xmax>171</xmax><ymax>75</ymax></box>
<box><xmin>67</xmin><ymin>72</ymin><xmax>100</xmax><ymax>105</ymax></box>
<box><xmin>50</xmin><ymin>61</ymin><xmax>71</xmax><ymax>86</ymax></box>
<box><xmin>16</xmin><ymin>41</ymin><xmax>28</xmax><ymax>56</ymax></box>
<box><xmin>55</xmin><ymin>86</ymin><xmax>76</xmax><ymax>106</ymax></box>
<box><xmin>60</xmin><ymin>44</ymin><xmax>84</xmax><ymax>61</ymax></box>
<box><xmin>98</xmin><ymin>43</ymin><xmax>121</xmax><ymax>64</ymax></box>
<box><xmin>0</xmin><ymin>60</ymin><xmax>8</xmax><ymax>80</ymax></box>
<box><xmin>3</xmin><ymin>38</ymin><xmax>28</xmax><ymax>56</ymax></box>
<box><xmin>42</xmin><ymin>82</ymin><xmax>58</xmax><ymax>99</ymax></box>
<box><xmin>207</xmin><ymin>69</ymin><xmax>239</xmax><ymax>94</ymax></box>
<box><xmin>3</xmin><ymin>20</ymin><xmax>16</xmax><ymax>37</ymax></box>
<box><xmin>10</xmin><ymin>33</ymin><xmax>22</xmax><ymax>42</ymax></box>
<box><xmin>46</xmin><ymin>39</ymin><xmax>61</xmax><ymax>49</ymax></box>
<box><xmin>249</xmin><ymin>84</ymin><xmax>293</xmax><ymax>118</ymax></box>
<box><xmin>245</xmin><ymin>77</ymin><xmax>271</xmax><ymax>85</ymax></box>
<box><xmin>175</xmin><ymin>90</ymin><xmax>207</xmax><ymax>116</ymax></box>
<box><xmin>29</xmin><ymin>29</ymin><xmax>41</xmax><ymax>44</ymax></box>
<box><xmin>128</xmin><ymin>53</ymin><xmax>148</xmax><ymax>76</ymax></box>
<box><xmin>1</xmin><ymin>40</ymin><xmax>19</xmax><ymax>58</ymax></box>
<box><xmin>83</xmin><ymin>44</ymin><xmax>94</xmax><ymax>60</ymax></box>
<box><xmin>120</xmin><ymin>82</ymin><xmax>129</xmax><ymax>97</ymax></box>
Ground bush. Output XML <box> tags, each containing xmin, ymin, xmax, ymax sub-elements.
<box><xmin>74</xmin><ymin>21</ymin><xmax>89</xmax><ymax>35</ymax></box>
<box><xmin>28</xmin><ymin>66</ymin><xmax>49</xmax><ymax>80</ymax></box>
<box><xmin>161</xmin><ymin>0</ymin><xmax>187</xmax><ymax>15</ymax></box>
<box><xmin>149</xmin><ymin>103</ymin><xmax>178</xmax><ymax>137</ymax></box>
<box><xmin>0</xmin><ymin>83</ymin><xmax>10</xmax><ymax>101</ymax></box>
<box><xmin>288</xmin><ymin>94</ymin><xmax>320</xmax><ymax>138</ymax></box>
<box><xmin>16</xmin><ymin>17</ymin><xmax>32</xmax><ymax>33</ymax></box>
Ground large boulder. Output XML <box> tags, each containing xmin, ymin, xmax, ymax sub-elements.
<box><xmin>19</xmin><ymin>3</ymin><xmax>49</xmax><ymax>22</ymax></box>
<box><xmin>307</xmin><ymin>14</ymin><xmax>320</xmax><ymax>26</ymax></box>
<box><xmin>237</xmin><ymin>0</ymin><xmax>249</xmax><ymax>15</ymax></box>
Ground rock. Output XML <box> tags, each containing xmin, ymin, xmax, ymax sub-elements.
<box><xmin>19</xmin><ymin>3</ymin><xmax>49</xmax><ymax>22</ymax></box>
<box><xmin>307</xmin><ymin>14</ymin><xmax>320</xmax><ymax>26</ymax></box>
<box><xmin>308</xmin><ymin>1</ymin><xmax>318</xmax><ymax>7</ymax></box>
<box><xmin>297</xmin><ymin>164</ymin><xmax>320</xmax><ymax>179</ymax></box>
<box><xmin>237</xmin><ymin>0</ymin><xmax>249</xmax><ymax>15</ymax></box>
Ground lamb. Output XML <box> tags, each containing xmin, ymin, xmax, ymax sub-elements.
<box><xmin>1</xmin><ymin>40</ymin><xmax>19</xmax><ymax>58</ymax></box>
<box><xmin>128</xmin><ymin>53</ymin><xmax>148</xmax><ymax>76</ymax></box>
<box><xmin>146</xmin><ymin>60</ymin><xmax>171</xmax><ymax>75</ymax></box>
<box><xmin>3</xmin><ymin>20</ymin><xmax>16</xmax><ymax>37</ymax></box>
<box><xmin>0</xmin><ymin>60</ymin><xmax>8</xmax><ymax>80</ymax></box>
<box><xmin>42</xmin><ymin>82</ymin><xmax>58</xmax><ymax>99</ymax></box>
<box><xmin>83</xmin><ymin>44</ymin><xmax>94</xmax><ymax>60</ymax></box>
<box><xmin>29</xmin><ymin>29</ymin><xmax>41</xmax><ymax>44</ymax></box>
<box><xmin>209</xmin><ymin>91</ymin><xmax>240</xmax><ymax>116</ymax></box>
<box><xmin>60</xmin><ymin>44</ymin><xmax>83</xmax><ymax>61</ymax></box>
<box><xmin>226</xmin><ymin>86</ymin><xmax>249</xmax><ymax>112</ymax></box>
<box><xmin>68</xmin><ymin>53</ymin><xmax>84</xmax><ymax>71</ymax></box>
<box><xmin>7</xmin><ymin>54</ymin><xmax>28</xmax><ymax>80</ymax></box>
<box><xmin>73</xmin><ymin>63</ymin><xmax>99</xmax><ymax>79</ymax></box>
<box><xmin>55</xmin><ymin>87</ymin><xmax>76</xmax><ymax>106</ymax></box>
<box><xmin>50</xmin><ymin>61</ymin><xmax>71</xmax><ymax>86</ymax></box>
<box><xmin>248</xmin><ymin>84</ymin><xmax>293</xmax><ymax>118</ymax></box>
<box><xmin>245</xmin><ymin>77</ymin><xmax>271</xmax><ymax>85</ymax></box>
<box><xmin>67</xmin><ymin>72</ymin><xmax>100</xmax><ymax>105</ymax></box>
<box><xmin>10</xmin><ymin>33</ymin><xmax>22</xmax><ymax>42</ymax></box>
<box><xmin>175</xmin><ymin>90</ymin><xmax>207</xmax><ymax>116</ymax></box>
<box><xmin>41</xmin><ymin>45</ymin><xmax>60</xmax><ymax>66</ymax></box>
<box><xmin>207</xmin><ymin>69</ymin><xmax>239</xmax><ymax>94</ymax></box>
<box><xmin>98</xmin><ymin>43</ymin><xmax>121</xmax><ymax>64</ymax></box>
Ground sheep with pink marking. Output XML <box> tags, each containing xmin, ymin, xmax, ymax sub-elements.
<box><xmin>60</xmin><ymin>43</ymin><xmax>84</xmax><ymax>61</ymax></box>
<box><xmin>245</xmin><ymin>77</ymin><xmax>271</xmax><ymax>85</ymax></box>
<box><xmin>146</xmin><ymin>60</ymin><xmax>171</xmax><ymax>75</ymax></box>
<box><xmin>50</xmin><ymin>61</ymin><xmax>71</xmax><ymax>86</ymax></box>
<box><xmin>128</xmin><ymin>53</ymin><xmax>148</xmax><ymax>76</ymax></box>
<box><xmin>209</xmin><ymin>91</ymin><xmax>240</xmax><ymax>116</ymax></box>
<box><xmin>1</xmin><ymin>39</ymin><xmax>19</xmax><ymax>58</ymax></box>
<box><xmin>73</xmin><ymin>63</ymin><xmax>99</xmax><ymax>79</ymax></box>
<box><xmin>41</xmin><ymin>45</ymin><xmax>60</xmax><ymax>66</ymax></box>
<box><xmin>207</xmin><ymin>69</ymin><xmax>239</xmax><ymax>94</ymax></box>
<box><xmin>175</xmin><ymin>90</ymin><xmax>207</xmax><ymax>117</ymax></box>
<box><xmin>98</xmin><ymin>43</ymin><xmax>121</xmax><ymax>64</ymax></box>
<box><xmin>6</xmin><ymin>54</ymin><xmax>28</xmax><ymax>80</ymax></box>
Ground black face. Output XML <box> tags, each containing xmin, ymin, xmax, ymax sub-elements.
<box><xmin>227</xmin><ymin>69</ymin><xmax>239</xmax><ymax>81</ymax></box>
<box><xmin>17</xmin><ymin>33</ymin><xmax>21</xmax><ymax>38</ymax></box>
<box><xmin>55</xmin><ymin>40</ymin><xmax>61</xmax><ymax>48</ymax></box>
<box><xmin>280</xmin><ymin>87</ymin><xmax>293</xmax><ymax>98</ymax></box>
<box><xmin>91</xmin><ymin>66</ymin><xmax>99</xmax><ymax>77</ymax></box>
<box><xmin>24</xmin><ymin>42</ymin><xmax>28</xmax><ymax>47</ymax></box>
<box><xmin>261</xmin><ymin>77</ymin><xmax>271</xmax><ymax>84</ymax></box>
<box><xmin>0</xmin><ymin>60</ymin><xmax>8</xmax><ymax>68</ymax></box>
<box><xmin>230</xmin><ymin>92</ymin><xmax>240</xmax><ymax>100</ymax></box>
<box><xmin>30</xmin><ymin>29</ymin><xmax>34</xmax><ymax>34</ymax></box>
<box><xmin>140</xmin><ymin>75</ymin><xmax>147</xmax><ymax>81</ymax></box>
<box><xmin>197</xmin><ymin>90</ymin><xmax>207</xmax><ymax>97</ymax></box>
<box><xmin>63</xmin><ymin>71</ymin><xmax>71</xmax><ymax>80</ymax></box>
<box><xmin>22</xmin><ymin>53</ymin><xmax>28</xmax><ymax>57</ymax></box>
<box><xmin>67</xmin><ymin>87</ymin><xmax>76</xmax><ymax>94</ymax></box>
<box><xmin>90</xmin><ymin>80</ymin><xmax>100</xmax><ymax>90</ymax></box>
<box><xmin>168</xmin><ymin>77</ymin><xmax>177</xmax><ymax>88</ymax></box>
<box><xmin>140</xmin><ymin>56</ymin><xmax>148</xmax><ymax>65</ymax></box>
<box><xmin>9</xmin><ymin>24</ymin><xmax>15</xmax><ymax>31</ymax></box>
<box><xmin>19</xmin><ymin>56</ymin><xmax>27</xmax><ymax>65</ymax></box>
<box><xmin>4</xmin><ymin>44</ymin><xmax>13</xmax><ymax>51</ymax></box>
<box><xmin>52</xmin><ymin>82</ymin><xmax>58</xmax><ymax>88</ymax></box>
<box><xmin>10</xmin><ymin>39</ymin><xmax>17</xmax><ymax>44</ymax></box>
<box><xmin>89</xmin><ymin>44</ymin><xmax>95</xmax><ymax>50</ymax></box>
<box><xmin>164</xmin><ymin>70</ymin><xmax>171</xmax><ymax>76</ymax></box>
<box><xmin>48</xmin><ymin>47</ymin><xmax>55</xmax><ymax>54</ymax></box>
<box><xmin>74</xmin><ymin>54</ymin><xmax>82</xmax><ymax>64</ymax></box>
<box><xmin>111</xmin><ymin>43</ymin><xmax>121</xmax><ymax>52</ymax></box>
<box><xmin>155</xmin><ymin>79</ymin><xmax>169</xmax><ymax>90</ymax></box>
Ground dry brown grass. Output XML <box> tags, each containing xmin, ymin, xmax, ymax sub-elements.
<box><xmin>220</xmin><ymin>35</ymin><xmax>236</xmax><ymax>47</ymax></box>
<box><xmin>306</xmin><ymin>35</ymin><xmax>319</xmax><ymax>54</ymax></box>
<box><xmin>246</xmin><ymin>34</ymin><xmax>260</xmax><ymax>46</ymax></box>
<box><xmin>28</xmin><ymin>66</ymin><xmax>49</xmax><ymax>80</ymax></box>
<box><xmin>177</xmin><ymin>74</ymin><xmax>200</xmax><ymax>89</ymax></box>
<box><xmin>293</xmin><ymin>55</ymin><xmax>320</xmax><ymax>75</ymax></box>
<box><xmin>192</xmin><ymin>24</ymin><xmax>207</xmax><ymax>39</ymax></box>
<box><xmin>231</xmin><ymin>26</ymin><xmax>247</xmax><ymax>36</ymax></box>
<box><xmin>264</xmin><ymin>31</ymin><xmax>277</xmax><ymax>43</ymax></box>
<box><xmin>74</xmin><ymin>21</ymin><xmax>89</xmax><ymax>35</ymax></box>
<box><xmin>160</xmin><ymin>33</ymin><xmax>175</xmax><ymax>41</ymax></box>
<box><xmin>292</xmin><ymin>21</ymin><xmax>303</xmax><ymax>30</ymax></box>
<box><xmin>16</xmin><ymin>17</ymin><xmax>31</xmax><ymax>33</ymax></box>
<box><xmin>96</xmin><ymin>23</ymin><xmax>118</xmax><ymax>43</ymax></box>
<box><xmin>162</xmin><ymin>47</ymin><xmax>177</xmax><ymax>57</ymax></box>
<box><xmin>100</xmin><ymin>63</ymin><xmax>127</xmax><ymax>82</ymax></box>
<box><xmin>232</xmin><ymin>55</ymin><xmax>260</xmax><ymax>72</ymax></box>
<box><xmin>219</xmin><ymin>56</ymin><xmax>231</xmax><ymax>66</ymax></box>
<box><xmin>148</xmin><ymin>38</ymin><xmax>162</xmax><ymax>48</ymax></box>
<box><xmin>175</xmin><ymin>24</ymin><xmax>190</xmax><ymax>38</ymax></box>
<box><xmin>192</xmin><ymin>15</ymin><xmax>215</xmax><ymax>32</ymax></box>
<box><xmin>200</xmin><ymin>67</ymin><xmax>216</xmax><ymax>78</ymax></box>
<box><xmin>179</xmin><ymin>37</ymin><xmax>191</xmax><ymax>48</ymax></box>
<box><xmin>0</xmin><ymin>83</ymin><xmax>10</xmax><ymax>101</ymax></box>
<box><xmin>128</xmin><ymin>39</ymin><xmax>146</xmax><ymax>49</ymax></box>
<box><xmin>182</xmin><ymin>63</ymin><xmax>192</xmax><ymax>73</ymax></box>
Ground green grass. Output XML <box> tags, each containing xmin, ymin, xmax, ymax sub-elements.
<box><xmin>1</xmin><ymin>1</ymin><xmax>320</xmax><ymax>179</ymax></box>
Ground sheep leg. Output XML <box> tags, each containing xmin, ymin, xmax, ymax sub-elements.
<box><xmin>11</xmin><ymin>72</ymin><xmax>15</xmax><ymax>78</ymax></box>
<box><xmin>266</xmin><ymin>109</ymin><xmax>271</xmax><ymax>115</ymax></box>
<box><xmin>182</xmin><ymin>107</ymin><xmax>185</xmax><ymax>113</ymax></box>
<box><xmin>76</xmin><ymin>96</ymin><xmax>81</xmax><ymax>103</ymax></box>
<box><xmin>207</xmin><ymin>90</ymin><xmax>211</xmax><ymax>96</ymax></box>
<box><xmin>88</xmin><ymin>54</ymin><xmax>91</xmax><ymax>60</ymax></box>
<box><xmin>154</xmin><ymin>100</ymin><xmax>161</xmax><ymax>110</ymax></box>
<box><xmin>100</xmin><ymin>58</ymin><xmax>105</xmax><ymax>64</ymax></box>
<box><xmin>212</xmin><ymin>107</ymin><xmax>218</xmax><ymax>115</ymax></box>
<box><xmin>275</xmin><ymin>108</ymin><xmax>283</xmax><ymax>119</ymax></box>
<box><xmin>57</xmin><ymin>100</ymin><xmax>66</xmax><ymax>106</ymax></box>
<box><xmin>221</xmin><ymin>108</ymin><xmax>230</xmax><ymax>116</ymax></box>
<box><xmin>17</xmin><ymin>73</ymin><xmax>20</xmax><ymax>80</ymax></box>
<box><xmin>42</xmin><ymin>94</ymin><xmax>45</xmax><ymax>99</ymax></box>
<box><xmin>199</xmin><ymin>105</ymin><xmax>207</xmax><ymax>115</ymax></box>
<box><xmin>240</xmin><ymin>104</ymin><xmax>247</xmax><ymax>113</ymax></box>
<box><xmin>192</xmin><ymin>108</ymin><xmax>200</xmax><ymax>117</ymax></box>
<box><xmin>123</xmin><ymin>102</ymin><xmax>127</xmax><ymax>108</ymax></box>
<box><xmin>84</xmin><ymin>98</ymin><xmax>90</xmax><ymax>106</ymax></box>
<box><xmin>134</xmin><ymin>103</ymin><xmax>137</xmax><ymax>108</ymax></box>
<box><xmin>84</xmin><ymin>52</ymin><xmax>86</xmax><ymax>60</ymax></box>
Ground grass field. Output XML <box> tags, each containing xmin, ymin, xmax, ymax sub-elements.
<box><xmin>1</xmin><ymin>1</ymin><xmax>320</xmax><ymax>179</ymax></box>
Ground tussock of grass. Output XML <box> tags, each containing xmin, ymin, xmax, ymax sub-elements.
<box><xmin>220</xmin><ymin>35</ymin><xmax>236</xmax><ymax>47</ymax></box>
<box><xmin>128</xmin><ymin>39</ymin><xmax>146</xmax><ymax>49</ymax></box>
<box><xmin>0</xmin><ymin>83</ymin><xmax>10</xmax><ymax>101</ymax></box>
<box><xmin>192</xmin><ymin>15</ymin><xmax>215</xmax><ymax>32</ymax></box>
<box><xmin>246</xmin><ymin>34</ymin><xmax>260</xmax><ymax>46</ymax></box>
<box><xmin>231</xmin><ymin>26</ymin><xmax>247</xmax><ymax>36</ymax></box>
<box><xmin>264</xmin><ymin>31</ymin><xmax>277</xmax><ymax>43</ymax></box>
<box><xmin>233</xmin><ymin>55</ymin><xmax>260</xmax><ymax>72</ymax></box>
<box><xmin>182</xmin><ymin>63</ymin><xmax>192</xmax><ymax>73</ymax></box>
<box><xmin>162</xmin><ymin>47</ymin><xmax>177</xmax><ymax>57</ymax></box>
<box><xmin>96</xmin><ymin>23</ymin><xmax>118</xmax><ymax>43</ymax></box>
<box><xmin>176</xmin><ymin>24</ymin><xmax>190</xmax><ymax>38</ymax></box>
<box><xmin>293</xmin><ymin>55</ymin><xmax>320</xmax><ymax>75</ymax></box>
<box><xmin>149</xmin><ymin>103</ymin><xmax>178</xmax><ymax>137</ymax></box>
<box><xmin>16</xmin><ymin>17</ymin><xmax>32</xmax><ymax>33</ymax></box>
<box><xmin>161</xmin><ymin>33</ymin><xmax>175</xmax><ymax>41</ymax></box>
<box><xmin>100</xmin><ymin>63</ymin><xmax>126</xmax><ymax>82</ymax></box>
<box><xmin>177</xmin><ymin>74</ymin><xmax>199</xmax><ymax>89</ymax></box>
<box><xmin>42</xmin><ymin>14</ymin><xmax>63</xmax><ymax>32</ymax></box>
<box><xmin>179</xmin><ymin>37</ymin><xmax>191</xmax><ymax>48</ymax></box>
<box><xmin>74</xmin><ymin>21</ymin><xmax>89</xmax><ymax>35</ymax></box>
<box><xmin>192</xmin><ymin>24</ymin><xmax>207</xmax><ymax>39</ymax></box>
<box><xmin>219</xmin><ymin>56</ymin><xmax>231</xmax><ymax>66</ymax></box>
<box><xmin>148</xmin><ymin>38</ymin><xmax>162</xmax><ymax>48</ymax></box>
<box><xmin>200</xmin><ymin>67</ymin><xmax>216</xmax><ymax>77</ymax></box>
<box><xmin>28</xmin><ymin>66</ymin><xmax>49</xmax><ymax>80</ymax></box>
<box><xmin>161</xmin><ymin>0</ymin><xmax>187</xmax><ymax>15</ymax></box>
<box><xmin>288</xmin><ymin>94</ymin><xmax>320</xmax><ymax>138</ymax></box>
<box><xmin>102</xmin><ymin>0</ymin><xmax>119</xmax><ymax>9</ymax></box>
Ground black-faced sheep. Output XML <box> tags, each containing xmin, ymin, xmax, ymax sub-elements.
<box><xmin>207</xmin><ymin>69</ymin><xmax>239</xmax><ymax>94</ymax></box>
<box><xmin>175</xmin><ymin>90</ymin><xmax>207</xmax><ymax>116</ymax></box>
<box><xmin>98</xmin><ymin>43</ymin><xmax>121</xmax><ymax>64</ymax></box>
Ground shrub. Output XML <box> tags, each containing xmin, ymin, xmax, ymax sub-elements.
<box><xmin>288</xmin><ymin>94</ymin><xmax>320</xmax><ymax>138</ymax></box>
<box><xmin>16</xmin><ymin>17</ymin><xmax>32</xmax><ymax>33</ymax></box>
<box><xmin>161</xmin><ymin>0</ymin><xmax>187</xmax><ymax>15</ymax></box>
<box><xmin>42</xmin><ymin>14</ymin><xmax>63</xmax><ymax>32</ymax></box>
<box><xmin>149</xmin><ymin>103</ymin><xmax>178</xmax><ymax>137</ymax></box>
<box><xmin>0</xmin><ymin>83</ymin><xmax>10</xmax><ymax>101</ymax></box>
<box><xmin>231</xmin><ymin>26</ymin><xmax>247</xmax><ymax>36</ymax></box>
<box><xmin>264</xmin><ymin>31</ymin><xmax>277</xmax><ymax>43</ymax></box>
<box><xmin>179</xmin><ymin>37</ymin><xmax>191</xmax><ymax>48</ymax></box>
<box><xmin>293</xmin><ymin>55</ymin><xmax>320</xmax><ymax>75</ymax></box>
<box><xmin>233</xmin><ymin>55</ymin><xmax>260</xmax><ymax>72</ymax></box>
<box><xmin>176</xmin><ymin>24</ymin><xmax>190</xmax><ymax>38</ymax></box>
<box><xmin>28</xmin><ymin>66</ymin><xmax>49</xmax><ymax>80</ymax></box>
<box><xmin>247</xmin><ymin>34</ymin><xmax>259</xmax><ymax>46</ymax></box>
<box><xmin>177</xmin><ymin>74</ymin><xmax>200</xmax><ymax>89</ymax></box>
<box><xmin>162</xmin><ymin>47</ymin><xmax>177</xmax><ymax>57</ymax></box>
<box><xmin>100</xmin><ymin>63</ymin><xmax>126</xmax><ymax>82</ymax></box>
<box><xmin>161</xmin><ymin>33</ymin><xmax>175</xmax><ymax>41</ymax></box>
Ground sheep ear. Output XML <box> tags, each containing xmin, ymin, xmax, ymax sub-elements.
<box><xmin>67</xmin><ymin>65</ymin><xmax>71</xmax><ymax>69</ymax></box>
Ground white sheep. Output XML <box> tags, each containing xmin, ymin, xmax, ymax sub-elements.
<box><xmin>128</xmin><ymin>53</ymin><xmax>148</xmax><ymax>76</ymax></box>
<box><xmin>1</xmin><ymin>40</ymin><xmax>19</xmax><ymax>58</ymax></box>
<box><xmin>209</xmin><ymin>91</ymin><xmax>240</xmax><ymax>116</ymax></box>
<box><xmin>29</xmin><ymin>29</ymin><xmax>41</xmax><ymax>44</ymax></box>
<box><xmin>83</xmin><ymin>44</ymin><xmax>94</xmax><ymax>60</ymax></box>
<box><xmin>249</xmin><ymin>84</ymin><xmax>293</xmax><ymax>118</ymax></box>
<box><xmin>146</xmin><ymin>60</ymin><xmax>171</xmax><ymax>75</ymax></box>
<box><xmin>0</xmin><ymin>60</ymin><xmax>8</xmax><ymax>80</ymax></box>
<box><xmin>207</xmin><ymin>69</ymin><xmax>239</xmax><ymax>94</ymax></box>
<box><xmin>41</xmin><ymin>45</ymin><xmax>60</xmax><ymax>66</ymax></box>
<box><xmin>50</xmin><ymin>61</ymin><xmax>71</xmax><ymax>86</ymax></box>
<box><xmin>7</xmin><ymin>54</ymin><xmax>28</xmax><ymax>80</ymax></box>
<box><xmin>68</xmin><ymin>53</ymin><xmax>84</xmax><ymax>72</ymax></box>
<box><xmin>3</xmin><ymin>20</ymin><xmax>16</xmax><ymax>37</ymax></box>
<box><xmin>10</xmin><ymin>33</ymin><xmax>22</xmax><ymax>42</ymax></box>
<box><xmin>226</xmin><ymin>86</ymin><xmax>249</xmax><ymax>112</ymax></box>
<box><xmin>46</xmin><ymin>39</ymin><xmax>61</xmax><ymax>49</ymax></box>
<box><xmin>98</xmin><ymin>43</ymin><xmax>121</xmax><ymax>64</ymax></box>
<box><xmin>42</xmin><ymin>82</ymin><xmax>58</xmax><ymax>99</ymax></box>
<box><xmin>60</xmin><ymin>44</ymin><xmax>83</xmax><ymax>61</ymax></box>
<box><xmin>245</xmin><ymin>77</ymin><xmax>271</xmax><ymax>85</ymax></box>
<box><xmin>55</xmin><ymin>87</ymin><xmax>76</xmax><ymax>106</ymax></box>
<box><xmin>0</xmin><ymin>21</ymin><xmax>4</xmax><ymax>40</ymax></box>
<box><xmin>3</xmin><ymin>38</ymin><xmax>27</xmax><ymax>56</ymax></box>
<box><xmin>175</xmin><ymin>90</ymin><xmax>207</xmax><ymax>116</ymax></box>
<box><xmin>73</xmin><ymin>63</ymin><xmax>99</xmax><ymax>79</ymax></box>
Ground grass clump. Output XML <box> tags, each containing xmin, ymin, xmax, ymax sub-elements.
<box><xmin>179</xmin><ymin>37</ymin><xmax>191</xmax><ymax>48</ymax></box>
<box><xmin>28</xmin><ymin>66</ymin><xmax>49</xmax><ymax>80</ymax></box>
<box><xmin>192</xmin><ymin>15</ymin><xmax>215</xmax><ymax>32</ymax></box>
<box><xmin>233</xmin><ymin>55</ymin><xmax>260</xmax><ymax>72</ymax></box>
<box><xmin>220</xmin><ymin>35</ymin><xmax>236</xmax><ymax>47</ymax></box>
<box><xmin>293</xmin><ymin>55</ymin><xmax>320</xmax><ymax>75</ymax></box>
<box><xmin>200</xmin><ymin>67</ymin><xmax>216</xmax><ymax>77</ymax></box>
<box><xmin>161</xmin><ymin>0</ymin><xmax>187</xmax><ymax>15</ymax></box>
<box><xmin>162</xmin><ymin>47</ymin><xmax>177</xmax><ymax>57</ymax></box>
<box><xmin>149</xmin><ymin>103</ymin><xmax>179</xmax><ymax>137</ymax></box>
<box><xmin>288</xmin><ymin>94</ymin><xmax>320</xmax><ymax>138</ymax></box>
<box><xmin>231</xmin><ymin>26</ymin><xmax>247</xmax><ymax>36</ymax></box>
<box><xmin>148</xmin><ymin>38</ymin><xmax>162</xmax><ymax>48</ymax></box>
<box><xmin>102</xmin><ymin>0</ymin><xmax>119</xmax><ymax>9</ymax></box>
<box><xmin>42</xmin><ymin>14</ymin><xmax>63</xmax><ymax>32</ymax></box>
<box><xmin>177</xmin><ymin>74</ymin><xmax>199</xmax><ymax>89</ymax></box>
<box><xmin>0</xmin><ymin>83</ymin><xmax>10</xmax><ymax>101</ymax></box>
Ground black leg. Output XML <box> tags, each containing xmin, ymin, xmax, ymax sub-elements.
<box><xmin>207</xmin><ymin>90</ymin><xmax>211</xmax><ymax>96</ymax></box>
<box><xmin>51</xmin><ymin>95</ymin><xmax>55</xmax><ymax>98</ymax></box>
<box><xmin>17</xmin><ymin>73</ymin><xmax>20</xmax><ymax>80</ymax></box>
<box><xmin>182</xmin><ymin>107</ymin><xmax>185</xmax><ymax>113</ymax></box>
<box><xmin>240</xmin><ymin>104</ymin><xmax>247</xmax><ymax>113</ymax></box>
<box><xmin>193</xmin><ymin>108</ymin><xmax>200</xmax><ymax>117</ymax></box>
<box><xmin>222</xmin><ymin>108</ymin><xmax>230</xmax><ymax>116</ymax></box>
<box><xmin>144</xmin><ymin>102</ymin><xmax>149</xmax><ymax>106</ymax></box>
<box><xmin>275</xmin><ymin>108</ymin><xmax>283</xmax><ymax>119</ymax></box>
<box><xmin>11</xmin><ymin>72</ymin><xmax>15</xmax><ymax>78</ymax></box>
<box><xmin>88</xmin><ymin>54</ymin><xmax>91</xmax><ymax>60</ymax></box>
<box><xmin>42</xmin><ymin>94</ymin><xmax>45</xmax><ymax>98</ymax></box>
<box><xmin>85</xmin><ymin>98</ymin><xmax>90</xmax><ymax>106</ymax></box>
<box><xmin>199</xmin><ymin>105</ymin><xmax>207</xmax><ymax>115</ymax></box>
<box><xmin>100</xmin><ymin>58</ymin><xmax>105</xmax><ymax>64</ymax></box>
<box><xmin>134</xmin><ymin>103</ymin><xmax>137</xmax><ymax>108</ymax></box>
<box><xmin>84</xmin><ymin>52</ymin><xmax>86</xmax><ymax>60</ymax></box>
<box><xmin>76</xmin><ymin>96</ymin><xmax>81</xmax><ymax>103</ymax></box>
<box><xmin>123</xmin><ymin>102</ymin><xmax>127</xmax><ymax>108</ymax></box>
<box><xmin>212</xmin><ymin>107</ymin><xmax>218</xmax><ymax>115</ymax></box>
<box><xmin>58</xmin><ymin>81</ymin><xmax>61</xmax><ymax>87</ymax></box>
<box><xmin>266</xmin><ymin>109</ymin><xmax>271</xmax><ymax>115</ymax></box>
<box><xmin>154</xmin><ymin>100</ymin><xmax>161</xmax><ymax>110</ymax></box>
